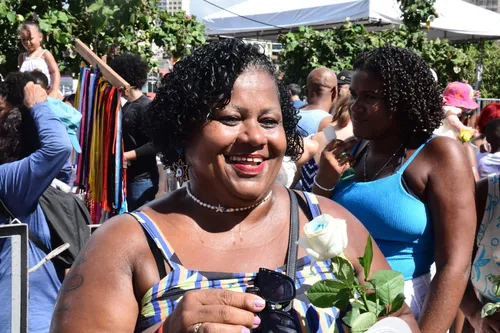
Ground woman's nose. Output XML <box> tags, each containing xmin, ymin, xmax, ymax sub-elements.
<box><xmin>239</xmin><ymin>121</ymin><xmax>267</xmax><ymax>147</ymax></box>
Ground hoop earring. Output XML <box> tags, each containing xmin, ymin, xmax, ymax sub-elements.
<box><xmin>171</xmin><ymin>158</ymin><xmax>189</xmax><ymax>186</ymax></box>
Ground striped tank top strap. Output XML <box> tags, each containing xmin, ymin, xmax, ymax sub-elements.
<box><xmin>303</xmin><ymin>192</ymin><xmax>322</xmax><ymax>218</ymax></box>
<box><xmin>129</xmin><ymin>211</ymin><xmax>180</xmax><ymax>270</ymax></box>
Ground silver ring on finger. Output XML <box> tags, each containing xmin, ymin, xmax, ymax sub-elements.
<box><xmin>193</xmin><ymin>323</ymin><xmax>203</xmax><ymax>333</ymax></box>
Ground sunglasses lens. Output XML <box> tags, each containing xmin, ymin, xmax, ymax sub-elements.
<box><xmin>258</xmin><ymin>309</ymin><xmax>301</xmax><ymax>333</ymax></box>
<box><xmin>256</xmin><ymin>269</ymin><xmax>295</xmax><ymax>303</ymax></box>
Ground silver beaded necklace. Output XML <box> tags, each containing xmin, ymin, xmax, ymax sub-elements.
<box><xmin>186</xmin><ymin>184</ymin><xmax>273</xmax><ymax>213</ymax></box>
<box><xmin>363</xmin><ymin>143</ymin><xmax>405</xmax><ymax>182</ymax></box>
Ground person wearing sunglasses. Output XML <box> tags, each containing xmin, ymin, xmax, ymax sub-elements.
<box><xmin>50</xmin><ymin>40</ymin><xmax>419</xmax><ymax>333</ymax></box>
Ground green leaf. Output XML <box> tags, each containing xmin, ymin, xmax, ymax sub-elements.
<box><xmin>367</xmin><ymin>270</ymin><xmax>404</xmax><ymax>306</ymax></box>
<box><xmin>481</xmin><ymin>302</ymin><xmax>500</xmax><ymax>318</ymax></box>
<box><xmin>364</xmin><ymin>281</ymin><xmax>375</xmax><ymax>291</ymax></box>
<box><xmin>343</xmin><ymin>307</ymin><xmax>361</xmax><ymax>327</ymax></box>
<box><xmin>351</xmin><ymin>298</ymin><xmax>379</xmax><ymax>314</ymax></box>
<box><xmin>306</xmin><ymin>279</ymin><xmax>350</xmax><ymax>310</ymax></box>
<box><xmin>358</xmin><ymin>235</ymin><xmax>373</xmax><ymax>280</ymax></box>
<box><xmin>389</xmin><ymin>293</ymin><xmax>406</xmax><ymax>314</ymax></box>
<box><xmin>350</xmin><ymin>311</ymin><xmax>377</xmax><ymax>333</ymax></box>
<box><xmin>6</xmin><ymin>12</ymin><xmax>16</xmax><ymax>23</ymax></box>
<box><xmin>88</xmin><ymin>1</ymin><xmax>104</xmax><ymax>13</ymax></box>
<box><xmin>39</xmin><ymin>21</ymin><xmax>51</xmax><ymax>33</ymax></box>
<box><xmin>331</xmin><ymin>256</ymin><xmax>355</xmax><ymax>286</ymax></box>
<box><xmin>58</xmin><ymin>12</ymin><xmax>68</xmax><ymax>22</ymax></box>
<box><xmin>366</xmin><ymin>293</ymin><xmax>384</xmax><ymax>316</ymax></box>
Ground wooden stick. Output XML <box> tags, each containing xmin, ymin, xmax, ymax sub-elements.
<box><xmin>74</xmin><ymin>39</ymin><xmax>130</xmax><ymax>89</ymax></box>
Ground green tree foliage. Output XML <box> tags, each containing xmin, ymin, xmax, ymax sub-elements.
<box><xmin>459</xmin><ymin>42</ymin><xmax>500</xmax><ymax>98</ymax></box>
<box><xmin>278</xmin><ymin>24</ymin><xmax>474</xmax><ymax>89</ymax></box>
<box><xmin>0</xmin><ymin>0</ymin><xmax>206</xmax><ymax>75</ymax></box>
<box><xmin>278</xmin><ymin>0</ymin><xmax>477</xmax><ymax>90</ymax></box>
<box><xmin>398</xmin><ymin>0</ymin><xmax>437</xmax><ymax>33</ymax></box>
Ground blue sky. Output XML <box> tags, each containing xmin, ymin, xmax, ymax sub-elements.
<box><xmin>190</xmin><ymin>0</ymin><xmax>247</xmax><ymax>19</ymax></box>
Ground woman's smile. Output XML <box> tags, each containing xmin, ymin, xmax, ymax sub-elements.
<box><xmin>225</xmin><ymin>154</ymin><xmax>269</xmax><ymax>176</ymax></box>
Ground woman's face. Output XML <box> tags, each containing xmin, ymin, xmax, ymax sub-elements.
<box><xmin>186</xmin><ymin>69</ymin><xmax>286</xmax><ymax>203</ymax></box>
<box><xmin>348</xmin><ymin>71</ymin><xmax>396</xmax><ymax>140</ymax></box>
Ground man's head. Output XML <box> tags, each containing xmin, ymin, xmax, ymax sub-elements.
<box><xmin>305</xmin><ymin>67</ymin><xmax>337</xmax><ymax>110</ymax></box>
<box><xmin>29</xmin><ymin>71</ymin><xmax>50</xmax><ymax>91</ymax></box>
<box><xmin>486</xmin><ymin>118</ymin><xmax>500</xmax><ymax>152</ymax></box>
<box><xmin>287</xmin><ymin>83</ymin><xmax>301</xmax><ymax>101</ymax></box>
<box><xmin>337</xmin><ymin>70</ymin><xmax>353</xmax><ymax>99</ymax></box>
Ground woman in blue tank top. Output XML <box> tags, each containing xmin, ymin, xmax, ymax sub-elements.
<box><xmin>312</xmin><ymin>47</ymin><xmax>476</xmax><ymax>333</ymax></box>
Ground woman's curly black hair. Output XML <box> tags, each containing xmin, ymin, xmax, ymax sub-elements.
<box><xmin>0</xmin><ymin>74</ymin><xmax>40</xmax><ymax>164</ymax></box>
<box><xmin>1</xmin><ymin>72</ymin><xmax>33</xmax><ymax>106</ymax></box>
<box><xmin>353</xmin><ymin>46</ymin><xmax>443</xmax><ymax>144</ymax></box>
<box><xmin>109</xmin><ymin>53</ymin><xmax>149</xmax><ymax>89</ymax></box>
<box><xmin>146</xmin><ymin>39</ymin><xmax>303</xmax><ymax>166</ymax></box>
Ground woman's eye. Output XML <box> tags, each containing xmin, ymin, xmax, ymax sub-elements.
<box><xmin>260</xmin><ymin>118</ymin><xmax>280</xmax><ymax>128</ymax></box>
<box><xmin>218</xmin><ymin>116</ymin><xmax>240</xmax><ymax>125</ymax></box>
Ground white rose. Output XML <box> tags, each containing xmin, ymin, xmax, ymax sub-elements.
<box><xmin>297</xmin><ymin>214</ymin><xmax>348</xmax><ymax>264</ymax></box>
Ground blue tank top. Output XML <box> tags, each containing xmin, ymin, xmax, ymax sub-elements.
<box><xmin>332</xmin><ymin>139</ymin><xmax>435</xmax><ymax>280</ymax></box>
<box><xmin>298</xmin><ymin>109</ymin><xmax>331</xmax><ymax>136</ymax></box>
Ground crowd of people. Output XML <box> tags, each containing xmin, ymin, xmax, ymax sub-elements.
<box><xmin>4</xmin><ymin>16</ymin><xmax>500</xmax><ymax>333</ymax></box>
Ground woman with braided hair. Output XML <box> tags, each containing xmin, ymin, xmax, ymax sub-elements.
<box><xmin>313</xmin><ymin>46</ymin><xmax>476</xmax><ymax>332</ymax></box>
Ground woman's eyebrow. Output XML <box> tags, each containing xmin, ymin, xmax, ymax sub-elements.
<box><xmin>228</xmin><ymin>104</ymin><xmax>280</xmax><ymax>114</ymax></box>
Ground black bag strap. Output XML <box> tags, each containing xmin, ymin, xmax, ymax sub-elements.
<box><xmin>285</xmin><ymin>188</ymin><xmax>299</xmax><ymax>281</ymax></box>
<box><xmin>0</xmin><ymin>197</ymin><xmax>52</xmax><ymax>256</ymax></box>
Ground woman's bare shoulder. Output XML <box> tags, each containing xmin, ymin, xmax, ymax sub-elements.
<box><xmin>85</xmin><ymin>214</ymin><xmax>149</xmax><ymax>259</ymax></box>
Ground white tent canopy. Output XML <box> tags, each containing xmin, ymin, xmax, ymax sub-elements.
<box><xmin>203</xmin><ymin>0</ymin><xmax>500</xmax><ymax>41</ymax></box>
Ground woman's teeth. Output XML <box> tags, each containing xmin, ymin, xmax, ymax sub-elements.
<box><xmin>228</xmin><ymin>156</ymin><xmax>264</xmax><ymax>163</ymax></box>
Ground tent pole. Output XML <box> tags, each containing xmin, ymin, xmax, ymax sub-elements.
<box><xmin>474</xmin><ymin>40</ymin><xmax>484</xmax><ymax>91</ymax></box>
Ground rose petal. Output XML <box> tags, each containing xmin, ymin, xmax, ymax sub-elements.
<box><xmin>304</xmin><ymin>247</ymin><xmax>322</xmax><ymax>260</ymax></box>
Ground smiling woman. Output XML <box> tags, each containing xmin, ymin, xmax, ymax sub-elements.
<box><xmin>50</xmin><ymin>40</ymin><xmax>419</xmax><ymax>333</ymax></box>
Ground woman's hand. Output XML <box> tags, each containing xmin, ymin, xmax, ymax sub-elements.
<box><xmin>318</xmin><ymin>139</ymin><xmax>356</xmax><ymax>176</ymax></box>
<box><xmin>162</xmin><ymin>289</ymin><xmax>265</xmax><ymax>333</ymax></box>
<box><xmin>470</xmin><ymin>310</ymin><xmax>500</xmax><ymax>333</ymax></box>
<box><xmin>313</xmin><ymin>138</ymin><xmax>357</xmax><ymax>192</ymax></box>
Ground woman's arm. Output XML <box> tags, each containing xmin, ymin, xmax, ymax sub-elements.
<box><xmin>418</xmin><ymin>138</ymin><xmax>476</xmax><ymax>333</ymax></box>
<box><xmin>317</xmin><ymin>196</ymin><xmax>421</xmax><ymax>332</ymax></box>
<box><xmin>44</xmin><ymin>50</ymin><xmax>61</xmax><ymax>97</ymax></box>
<box><xmin>50</xmin><ymin>215</ymin><xmax>145</xmax><ymax>332</ymax></box>
<box><xmin>51</xmin><ymin>214</ymin><xmax>265</xmax><ymax>333</ymax></box>
<box><xmin>0</xmin><ymin>85</ymin><xmax>71</xmax><ymax>216</ymax></box>
<box><xmin>447</xmin><ymin>113</ymin><xmax>475</xmax><ymax>133</ymax></box>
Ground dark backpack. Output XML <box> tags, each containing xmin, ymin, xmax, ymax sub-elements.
<box><xmin>1</xmin><ymin>186</ymin><xmax>91</xmax><ymax>281</ymax></box>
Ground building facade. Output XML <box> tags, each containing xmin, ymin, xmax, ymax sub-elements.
<box><xmin>158</xmin><ymin>0</ymin><xmax>191</xmax><ymax>14</ymax></box>
<box><xmin>465</xmin><ymin>0</ymin><xmax>500</xmax><ymax>12</ymax></box>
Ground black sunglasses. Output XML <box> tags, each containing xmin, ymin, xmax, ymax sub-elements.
<box><xmin>247</xmin><ymin>268</ymin><xmax>301</xmax><ymax>333</ymax></box>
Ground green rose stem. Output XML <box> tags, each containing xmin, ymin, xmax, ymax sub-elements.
<box><xmin>302</xmin><ymin>229</ymin><xmax>406</xmax><ymax>332</ymax></box>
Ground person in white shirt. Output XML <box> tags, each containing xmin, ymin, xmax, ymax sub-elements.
<box><xmin>478</xmin><ymin>118</ymin><xmax>500</xmax><ymax>178</ymax></box>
